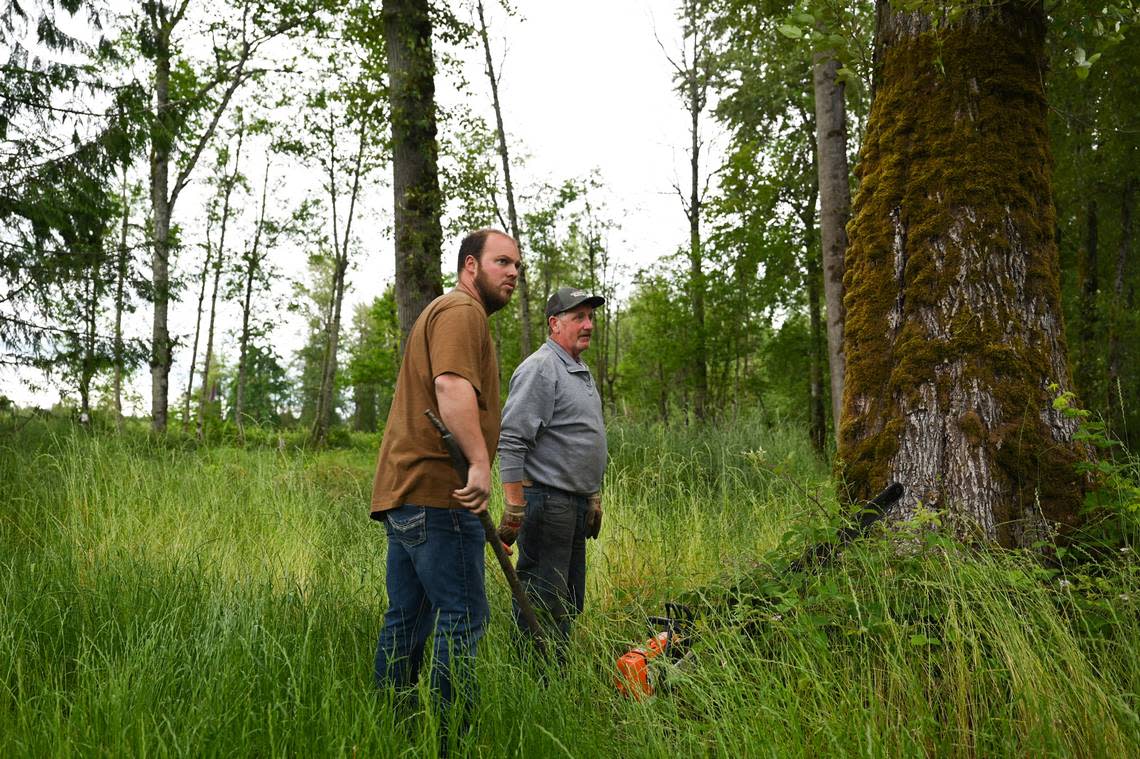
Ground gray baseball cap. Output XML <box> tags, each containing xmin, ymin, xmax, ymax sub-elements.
<box><xmin>545</xmin><ymin>286</ymin><xmax>605</xmax><ymax>318</ymax></box>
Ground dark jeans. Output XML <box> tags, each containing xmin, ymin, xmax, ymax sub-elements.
<box><xmin>514</xmin><ymin>483</ymin><xmax>588</xmax><ymax>643</ymax></box>
<box><xmin>374</xmin><ymin>504</ymin><xmax>489</xmax><ymax>717</ymax></box>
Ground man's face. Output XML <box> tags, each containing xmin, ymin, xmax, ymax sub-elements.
<box><xmin>550</xmin><ymin>304</ymin><xmax>595</xmax><ymax>360</ymax></box>
<box><xmin>472</xmin><ymin>234</ymin><xmax>521</xmax><ymax>314</ymax></box>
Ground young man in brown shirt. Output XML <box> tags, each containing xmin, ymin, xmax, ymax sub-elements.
<box><xmin>371</xmin><ymin>229</ymin><xmax>520</xmax><ymax>727</ymax></box>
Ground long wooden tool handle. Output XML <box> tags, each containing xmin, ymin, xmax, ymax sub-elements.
<box><xmin>478</xmin><ymin>510</ymin><xmax>546</xmax><ymax>656</ymax></box>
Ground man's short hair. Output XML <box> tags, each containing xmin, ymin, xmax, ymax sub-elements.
<box><xmin>457</xmin><ymin>228</ymin><xmax>512</xmax><ymax>274</ymax></box>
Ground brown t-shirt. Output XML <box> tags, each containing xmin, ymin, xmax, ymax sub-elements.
<box><xmin>370</xmin><ymin>289</ymin><xmax>500</xmax><ymax>516</ymax></box>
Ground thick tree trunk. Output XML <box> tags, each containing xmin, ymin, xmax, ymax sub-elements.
<box><xmin>149</xmin><ymin>32</ymin><xmax>173</xmax><ymax>432</ymax></box>
<box><xmin>812</xmin><ymin>50</ymin><xmax>850</xmax><ymax>443</ymax></box>
<box><xmin>476</xmin><ymin>0</ymin><xmax>531</xmax><ymax>357</ymax></box>
<box><xmin>841</xmin><ymin>2</ymin><xmax>1086</xmax><ymax>547</ymax></box>
<box><xmin>383</xmin><ymin>0</ymin><xmax>443</xmax><ymax>348</ymax></box>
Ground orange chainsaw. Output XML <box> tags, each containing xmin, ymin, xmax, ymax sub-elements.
<box><xmin>615</xmin><ymin>602</ymin><xmax>694</xmax><ymax>700</ymax></box>
<box><xmin>615</xmin><ymin>482</ymin><xmax>904</xmax><ymax>700</ymax></box>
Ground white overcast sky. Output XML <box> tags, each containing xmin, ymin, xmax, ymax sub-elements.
<box><xmin>4</xmin><ymin>0</ymin><xmax>725</xmax><ymax>410</ymax></box>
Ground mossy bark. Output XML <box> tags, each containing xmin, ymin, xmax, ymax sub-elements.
<box><xmin>383</xmin><ymin>0</ymin><xmax>444</xmax><ymax>348</ymax></box>
<box><xmin>840</xmin><ymin>2</ymin><xmax>1086</xmax><ymax>547</ymax></box>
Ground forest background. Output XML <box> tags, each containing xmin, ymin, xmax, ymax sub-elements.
<box><xmin>5</xmin><ymin>1</ymin><xmax>1140</xmax><ymax>756</ymax></box>
<box><xmin>1</xmin><ymin>0</ymin><xmax>1137</xmax><ymax>459</ymax></box>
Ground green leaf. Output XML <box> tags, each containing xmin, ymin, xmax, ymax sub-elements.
<box><xmin>794</xmin><ymin>13</ymin><xmax>815</xmax><ymax>26</ymax></box>
<box><xmin>777</xmin><ymin>24</ymin><xmax>802</xmax><ymax>40</ymax></box>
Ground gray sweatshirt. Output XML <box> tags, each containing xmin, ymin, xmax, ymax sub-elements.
<box><xmin>498</xmin><ymin>339</ymin><xmax>607</xmax><ymax>494</ymax></box>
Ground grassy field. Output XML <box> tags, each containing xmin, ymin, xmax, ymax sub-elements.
<box><xmin>1</xmin><ymin>418</ymin><xmax>1138</xmax><ymax>757</ymax></box>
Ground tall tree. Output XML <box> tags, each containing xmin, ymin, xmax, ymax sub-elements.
<box><xmin>812</xmin><ymin>37</ymin><xmax>853</xmax><ymax>442</ymax></box>
<box><xmin>475</xmin><ymin>0</ymin><xmax>532</xmax><ymax>357</ymax></box>
<box><xmin>840</xmin><ymin>2</ymin><xmax>1086</xmax><ymax>546</ymax></box>
<box><xmin>662</xmin><ymin>0</ymin><xmax>712</xmax><ymax>422</ymax></box>
<box><xmin>383</xmin><ymin>0</ymin><xmax>444</xmax><ymax>345</ymax></box>
<box><xmin>196</xmin><ymin>119</ymin><xmax>246</xmax><ymax>441</ymax></box>
<box><xmin>141</xmin><ymin>0</ymin><xmax>300</xmax><ymax>432</ymax></box>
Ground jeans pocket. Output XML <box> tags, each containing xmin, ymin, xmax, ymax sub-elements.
<box><xmin>386</xmin><ymin>507</ymin><xmax>426</xmax><ymax>548</ymax></box>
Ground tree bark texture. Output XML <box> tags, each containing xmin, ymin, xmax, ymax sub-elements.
<box><xmin>383</xmin><ymin>0</ymin><xmax>443</xmax><ymax>348</ymax></box>
<box><xmin>840</xmin><ymin>2</ymin><xmax>1086</xmax><ymax>547</ymax></box>
<box><xmin>149</xmin><ymin>26</ymin><xmax>173</xmax><ymax>432</ymax></box>
<box><xmin>812</xmin><ymin>51</ymin><xmax>850</xmax><ymax>443</ymax></box>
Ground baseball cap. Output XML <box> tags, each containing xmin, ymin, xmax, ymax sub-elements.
<box><xmin>545</xmin><ymin>286</ymin><xmax>605</xmax><ymax>318</ymax></box>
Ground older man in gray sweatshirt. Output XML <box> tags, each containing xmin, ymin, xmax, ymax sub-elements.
<box><xmin>496</xmin><ymin>286</ymin><xmax>607</xmax><ymax>643</ymax></box>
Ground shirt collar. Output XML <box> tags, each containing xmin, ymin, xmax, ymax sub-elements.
<box><xmin>545</xmin><ymin>338</ymin><xmax>589</xmax><ymax>373</ymax></box>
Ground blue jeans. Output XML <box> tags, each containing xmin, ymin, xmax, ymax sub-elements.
<box><xmin>514</xmin><ymin>483</ymin><xmax>588</xmax><ymax>643</ymax></box>
<box><xmin>374</xmin><ymin>505</ymin><xmax>489</xmax><ymax>715</ymax></box>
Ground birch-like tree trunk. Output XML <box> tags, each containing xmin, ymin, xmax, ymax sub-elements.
<box><xmin>196</xmin><ymin>124</ymin><xmax>244</xmax><ymax>441</ymax></box>
<box><xmin>113</xmin><ymin>168</ymin><xmax>130</xmax><ymax>430</ymax></box>
<box><xmin>149</xmin><ymin>17</ymin><xmax>174</xmax><ymax>432</ymax></box>
<box><xmin>841</xmin><ymin>2</ymin><xmax>1087</xmax><ymax>547</ymax></box>
<box><xmin>183</xmin><ymin>229</ymin><xmax>213</xmax><ymax>431</ymax></box>
<box><xmin>812</xmin><ymin>50</ymin><xmax>851</xmax><ymax>443</ymax></box>
<box><xmin>310</xmin><ymin>119</ymin><xmax>366</xmax><ymax>447</ymax></box>
<box><xmin>382</xmin><ymin>0</ymin><xmax>443</xmax><ymax>347</ymax></box>
<box><xmin>234</xmin><ymin>156</ymin><xmax>271</xmax><ymax>441</ymax></box>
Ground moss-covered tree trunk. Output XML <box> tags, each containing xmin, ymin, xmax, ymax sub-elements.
<box><xmin>840</xmin><ymin>2</ymin><xmax>1086</xmax><ymax>547</ymax></box>
<box><xmin>383</xmin><ymin>0</ymin><xmax>443</xmax><ymax>349</ymax></box>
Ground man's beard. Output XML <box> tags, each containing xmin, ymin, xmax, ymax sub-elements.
<box><xmin>474</xmin><ymin>266</ymin><xmax>510</xmax><ymax>314</ymax></box>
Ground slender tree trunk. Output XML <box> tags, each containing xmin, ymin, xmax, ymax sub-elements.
<box><xmin>808</xmin><ymin>253</ymin><xmax>826</xmax><ymax>455</ymax></box>
<box><xmin>813</xmin><ymin>49</ymin><xmax>850</xmax><ymax>443</ymax></box>
<box><xmin>841</xmin><ymin>2</ymin><xmax>1086</xmax><ymax>547</ymax></box>
<box><xmin>235</xmin><ymin>156</ymin><xmax>271</xmax><ymax>441</ymax></box>
<box><xmin>183</xmin><ymin>233</ymin><xmax>212</xmax><ymax>431</ymax></box>
<box><xmin>197</xmin><ymin>125</ymin><xmax>244</xmax><ymax>441</ymax></box>
<box><xmin>383</xmin><ymin>0</ymin><xmax>443</xmax><ymax>348</ymax></box>
<box><xmin>476</xmin><ymin>0</ymin><xmax>531</xmax><ymax>356</ymax></box>
<box><xmin>311</xmin><ymin>120</ymin><xmax>367</xmax><ymax>447</ymax></box>
<box><xmin>149</xmin><ymin>26</ymin><xmax>173</xmax><ymax>432</ymax></box>
<box><xmin>800</xmin><ymin>173</ymin><xmax>825</xmax><ymax>455</ymax></box>
<box><xmin>687</xmin><ymin>40</ymin><xmax>707</xmax><ymax>424</ymax></box>
<box><xmin>114</xmin><ymin>168</ymin><xmax>130</xmax><ymax>430</ymax></box>
<box><xmin>1108</xmin><ymin>178</ymin><xmax>1133</xmax><ymax>427</ymax></box>
<box><xmin>79</xmin><ymin>264</ymin><xmax>96</xmax><ymax>422</ymax></box>
<box><xmin>1077</xmin><ymin>198</ymin><xmax>1099</xmax><ymax>398</ymax></box>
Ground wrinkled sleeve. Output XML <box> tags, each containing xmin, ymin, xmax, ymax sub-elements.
<box><xmin>497</xmin><ymin>358</ymin><xmax>556</xmax><ymax>483</ymax></box>
<box><xmin>427</xmin><ymin>303</ymin><xmax>486</xmax><ymax>395</ymax></box>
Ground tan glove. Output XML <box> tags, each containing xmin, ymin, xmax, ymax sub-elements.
<box><xmin>497</xmin><ymin>500</ymin><xmax>526</xmax><ymax>547</ymax></box>
<box><xmin>586</xmin><ymin>492</ymin><xmax>603</xmax><ymax>540</ymax></box>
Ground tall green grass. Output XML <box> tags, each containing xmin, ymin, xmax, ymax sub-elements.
<box><xmin>1</xmin><ymin>419</ymin><xmax>1137</xmax><ymax>756</ymax></box>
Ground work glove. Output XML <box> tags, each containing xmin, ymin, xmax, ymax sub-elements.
<box><xmin>586</xmin><ymin>492</ymin><xmax>603</xmax><ymax>540</ymax></box>
<box><xmin>497</xmin><ymin>500</ymin><xmax>526</xmax><ymax>547</ymax></box>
